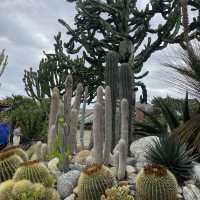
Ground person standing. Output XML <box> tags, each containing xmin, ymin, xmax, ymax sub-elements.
<box><xmin>13</xmin><ymin>121</ymin><xmax>22</xmax><ymax>145</ymax></box>
<box><xmin>0</xmin><ymin>120</ymin><xmax>10</xmax><ymax>150</ymax></box>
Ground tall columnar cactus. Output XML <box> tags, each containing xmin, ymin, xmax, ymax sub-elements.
<box><xmin>136</xmin><ymin>165</ymin><xmax>178</xmax><ymax>200</ymax></box>
<box><xmin>41</xmin><ymin>143</ymin><xmax>48</xmax><ymax>160</ymax></box>
<box><xmin>93</xmin><ymin>102</ymin><xmax>104</xmax><ymax>165</ymax></box>
<box><xmin>69</xmin><ymin>108</ymin><xmax>79</xmax><ymax>153</ymax></box>
<box><xmin>103</xmin><ymin>86</ymin><xmax>112</xmax><ymax>165</ymax></box>
<box><xmin>80</xmin><ymin>86</ymin><xmax>88</xmax><ymax>150</ymax></box>
<box><xmin>117</xmin><ymin>139</ymin><xmax>127</xmax><ymax>180</ymax></box>
<box><xmin>113</xmin><ymin>151</ymin><xmax>119</xmax><ymax>177</ymax></box>
<box><xmin>119</xmin><ymin>64</ymin><xmax>133</xmax><ymax>145</ymax></box>
<box><xmin>48</xmin><ymin>87</ymin><xmax>60</xmax><ymax>153</ymax></box>
<box><xmin>77</xmin><ymin>164</ymin><xmax>117</xmax><ymax>200</ymax></box>
<box><xmin>105</xmin><ymin>51</ymin><xmax>119</xmax><ymax>148</ymax></box>
<box><xmin>121</xmin><ymin>98</ymin><xmax>129</xmax><ymax>154</ymax></box>
<box><xmin>114</xmin><ymin>100</ymin><xmax>121</xmax><ymax>145</ymax></box>
<box><xmin>13</xmin><ymin>160</ymin><xmax>55</xmax><ymax>187</ymax></box>
<box><xmin>72</xmin><ymin>82</ymin><xmax>83</xmax><ymax>111</ymax></box>
<box><xmin>0</xmin><ymin>151</ymin><xmax>23</xmax><ymax>183</ymax></box>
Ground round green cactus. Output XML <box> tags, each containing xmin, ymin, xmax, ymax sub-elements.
<box><xmin>13</xmin><ymin>160</ymin><xmax>55</xmax><ymax>187</ymax></box>
<box><xmin>77</xmin><ymin>164</ymin><xmax>117</xmax><ymax>200</ymax></box>
<box><xmin>1</xmin><ymin>146</ymin><xmax>28</xmax><ymax>161</ymax></box>
<box><xmin>136</xmin><ymin>164</ymin><xmax>178</xmax><ymax>200</ymax></box>
<box><xmin>101</xmin><ymin>186</ymin><xmax>134</xmax><ymax>200</ymax></box>
<box><xmin>0</xmin><ymin>180</ymin><xmax>14</xmax><ymax>200</ymax></box>
<box><xmin>0</xmin><ymin>151</ymin><xmax>23</xmax><ymax>183</ymax></box>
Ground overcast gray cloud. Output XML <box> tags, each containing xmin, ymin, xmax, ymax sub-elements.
<box><xmin>0</xmin><ymin>0</ymin><xmax>185</xmax><ymax>102</ymax></box>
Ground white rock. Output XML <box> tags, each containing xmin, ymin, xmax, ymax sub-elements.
<box><xmin>183</xmin><ymin>184</ymin><xmax>200</xmax><ymax>200</ymax></box>
<box><xmin>57</xmin><ymin>170</ymin><xmax>80</xmax><ymax>199</ymax></box>
<box><xmin>126</xmin><ymin>165</ymin><xmax>136</xmax><ymax>177</ymax></box>
<box><xmin>194</xmin><ymin>162</ymin><xmax>200</xmax><ymax>183</ymax></box>
<box><xmin>64</xmin><ymin>193</ymin><xmax>75</xmax><ymax>200</ymax></box>
<box><xmin>130</xmin><ymin>136</ymin><xmax>159</xmax><ymax>170</ymax></box>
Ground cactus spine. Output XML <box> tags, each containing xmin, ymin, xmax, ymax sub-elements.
<box><xmin>48</xmin><ymin>87</ymin><xmax>60</xmax><ymax>153</ymax></box>
<box><xmin>119</xmin><ymin>63</ymin><xmax>133</xmax><ymax>145</ymax></box>
<box><xmin>105</xmin><ymin>51</ymin><xmax>119</xmax><ymax>149</ymax></box>
<box><xmin>136</xmin><ymin>165</ymin><xmax>178</xmax><ymax>200</ymax></box>
<box><xmin>80</xmin><ymin>86</ymin><xmax>88</xmax><ymax>150</ymax></box>
<box><xmin>103</xmin><ymin>86</ymin><xmax>112</xmax><ymax>165</ymax></box>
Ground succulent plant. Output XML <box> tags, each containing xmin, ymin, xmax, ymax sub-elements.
<box><xmin>1</xmin><ymin>146</ymin><xmax>28</xmax><ymax>161</ymax></box>
<box><xmin>0</xmin><ymin>151</ymin><xmax>23</xmax><ymax>182</ymax></box>
<box><xmin>101</xmin><ymin>186</ymin><xmax>134</xmax><ymax>200</ymax></box>
<box><xmin>145</xmin><ymin>133</ymin><xmax>195</xmax><ymax>183</ymax></box>
<box><xmin>0</xmin><ymin>180</ymin><xmax>60</xmax><ymax>200</ymax></box>
<box><xmin>0</xmin><ymin>180</ymin><xmax>14</xmax><ymax>200</ymax></box>
<box><xmin>13</xmin><ymin>160</ymin><xmax>55</xmax><ymax>187</ymax></box>
<box><xmin>136</xmin><ymin>164</ymin><xmax>178</xmax><ymax>200</ymax></box>
<box><xmin>77</xmin><ymin>164</ymin><xmax>117</xmax><ymax>200</ymax></box>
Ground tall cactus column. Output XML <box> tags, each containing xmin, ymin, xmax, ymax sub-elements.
<box><xmin>103</xmin><ymin>86</ymin><xmax>112</xmax><ymax>165</ymax></box>
<box><xmin>48</xmin><ymin>87</ymin><xmax>60</xmax><ymax>153</ymax></box>
<box><xmin>80</xmin><ymin>86</ymin><xmax>88</xmax><ymax>150</ymax></box>
<box><xmin>119</xmin><ymin>63</ymin><xmax>134</xmax><ymax>146</ymax></box>
<box><xmin>105</xmin><ymin>51</ymin><xmax>119</xmax><ymax>149</ymax></box>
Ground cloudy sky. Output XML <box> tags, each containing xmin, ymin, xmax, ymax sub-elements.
<box><xmin>0</xmin><ymin>0</ymin><xmax>184</xmax><ymax>102</ymax></box>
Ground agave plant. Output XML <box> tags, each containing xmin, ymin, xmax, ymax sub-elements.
<box><xmin>145</xmin><ymin>133</ymin><xmax>196</xmax><ymax>183</ymax></box>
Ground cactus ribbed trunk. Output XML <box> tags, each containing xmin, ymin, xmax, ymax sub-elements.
<box><xmin>69</xmin><ymin>108</ymin><xmax>79</xmax><ymax>154</ymax></box>
<box><xmin>121</xmin><ymin>98</ymin><xmax>129</xmax><ymax>155</ymax></box>
<box><xmin>48</xmin><ymin>87</ymin><xmax>60</xmax><ymax>153</ymax></box>
<box><xmin>63</xmin><ymin>75</ymin><xmax>73</xmax><ymax>153</ymax></box>
<box><xmin>105</xmin><ymin>51</ymin><xmax>119</xmax><ymax>149</ymax></box>
<box><xmin>103</xmin><ymin>86</ymin><xmax>112</xmax><ymax>165</ymax></box>
<box><xmin>119</xmin><ymin>63</ymin><xmax>133</xmax><ymax>146</ymax></box>
<box><xmin>117</xmin><ymin>139</ymin><xmax>127</xmax><ymax>180</ymax></box>
<box><xmin>93</xmin><ymin>102</ymin><xmax>104</xmax><ymax>165</ymax></box>
<box><xmin>114</xmin><ymin>100</ymin><xmax>121</xmax><ymax>145</ymax></box>
<box><xmin>80</xmin><ymin>86</ymin><xmax>88</xmax><ymax>150</ymax></box>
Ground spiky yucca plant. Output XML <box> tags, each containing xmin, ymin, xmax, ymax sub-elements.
<box><xmin>13</xmin><ymin>160</ymin><xmax>55</xmax><ymax>187</ymax></box>
<box><xmin>1</xmin><ymin>146</ymin><xmax>28</xmax><ymax>161</ymax></box>
<box><xmin>0</xmin><ymin>151</ymin><xmax>23</xmax><ymax>182</ymax></box>
<box><xmin>101</xmin><ymin>186</ymin><xmax>134</xmax><ymax>200</ymax></box>
<box><xmin>145</xmin><ymin>133</ymin><xmax>195</xmax><ymax>183</ymax></box>
<box><xmin>77</xmin><ymin>164</ymin><xmax>117</xmax><ymax>200</ymax></box>
<box><xmin>136</xmin><ymin>164</ymin><xmax>178</xmax><ymax>200</ymax></box>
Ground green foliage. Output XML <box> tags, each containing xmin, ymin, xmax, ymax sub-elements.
<box><xmin>0</xmin><ymin>150</ymin><xmax>23</xmax><ymax>183</ymax></box>
<box><xmin>23</xmin><ymin>33</ymin><xmax>95</xmax><ymax>103</ymax></box>
<box><xmin>101</xmin><ymin>186</ymin><xmax>134</xmax><ymax>200</ymax></box>
<box><xmin>77</xmin><ymin>164</ymin><xmax>117</xmax><ymax>200</ymax></box>
<box><xmin>136</xmin><ymin>165</ymin><xmax>178</xmax><ymax>200</ymax></box>
<box><xmin>145</xmin><ymin>133</ymin><xmax>196</xmax><ymax>183</ymax></box>
<box><xmin>13</xmin><ymin>160</ymin><xmax>55</xmax><ymax>187</ymax></box>
<box><xmin>7</xmin><ymin>96</ymin><xmax>49</xmax><ymax>141</ymax></box>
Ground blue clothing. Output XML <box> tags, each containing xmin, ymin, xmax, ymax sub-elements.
<box><xmin>0</xmin><ymin>123</ymin><xmax>10</xmax><ymax>145</ymax></box>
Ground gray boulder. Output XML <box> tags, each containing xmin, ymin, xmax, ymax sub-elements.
<box><xmin>130</xmin><ymin>136</ymin><xmax>159</xmax><ymax>170</ymax></box>
<box><xmin>57</xmin><ymin>170</ymin><xmax>80</xmax><ymax>199</ymax></box>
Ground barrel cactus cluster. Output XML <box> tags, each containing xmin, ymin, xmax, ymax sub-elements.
<box><xmin>77</xmin><ymin>164</ymin><xmax>117</xmax><ymax>200</ymax></box>
<box><xmin>0</xmin><ymin>179</ymin><xmax>59</xmax><ymax>200</ymax></box>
